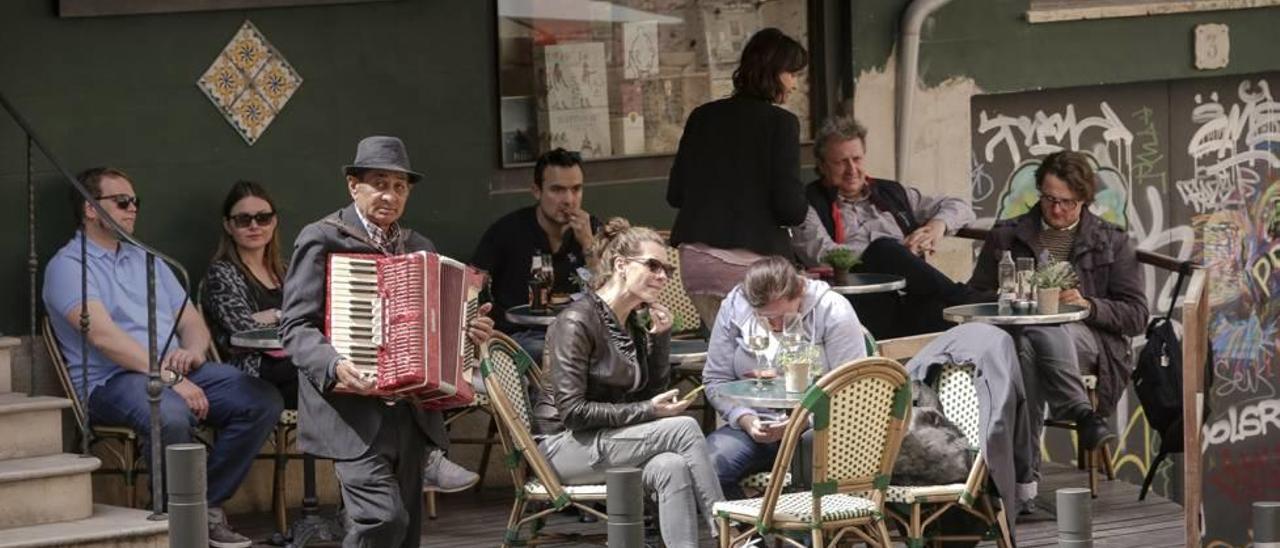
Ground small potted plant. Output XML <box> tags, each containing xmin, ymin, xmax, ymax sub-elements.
<box><xmin>776</xmin><ymin>344</ymin><xmax>820</xmax><ymax>393</ymax></box>
<box><xmin>1031</xmin><ymin>261</ymin><xmax>1078</xmax><ymax>314</ymax></box>
<box><xmin>821</xmin><ymin>248</ymin><xmax>860</xmax><ymax>286</ymax></box>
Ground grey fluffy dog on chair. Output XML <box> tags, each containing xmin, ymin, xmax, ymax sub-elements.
<box><xmin>891</xmin><ymin>381</ymin><xmax>975</xmax><ymax>485</ymax></box>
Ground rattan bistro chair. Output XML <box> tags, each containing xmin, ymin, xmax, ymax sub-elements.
<box><xmin>884</xmin><ymin>362</ymin><xmax>1013</xmax><ymax>547</ymax></box>
<box><xmin>42</xmin><ymin>316</ymin><xmax>146</xmax><ymax>508</ymax></box>
<box><xmin>713</xmin><ymin>357</ymin><xmax>911</xmax><ymax>548</ymax></box>
<box><xmin>481</xmin><ymin>332</ymin><xmax>608</xmax><ymax>547</ymax></box>
<box><xmin>656</xmin><ymin>244</ymin><xmax>703</xmax><ymax>338</ymax></box>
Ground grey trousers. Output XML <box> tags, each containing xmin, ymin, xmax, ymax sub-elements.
<box><xmin>540</xmin><ymin>416</ymin><xmax>725</xmax><ymax>548</ymax></box>
<box><xmin>1015</xmin><ymin>323</ymin><xmax>1099</xmax><ymax>480</ymax></box>
<box><xmin>333</xmin><ymin>403</ymin><xmax>430</xmax><ymax>548</ymax></box>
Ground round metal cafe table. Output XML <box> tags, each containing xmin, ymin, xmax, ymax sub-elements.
<box><xmin>942</xmin><ymin>302</ymin><xmax>1090</xmax><ymax>326</ymax></box>
<box><xmin>504</xmin><ymin>304</ymin><xmax>563</xmax><ymax>327</ymax></box>
<box><xmin>711</xmin><ymin>378</ymin><xmax>808</xmax><ymax>410</ymax></box>
<box><xmin>231</xmin><ymin>327</ymin><xmax>283</xmax><ymax>350</ymax></box>
<box><xmin>829</xmin><ymin>273</ymin><xmax>907</xmax><ymax>296</ymax></box>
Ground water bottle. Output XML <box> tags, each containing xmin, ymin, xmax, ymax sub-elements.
<box><xmin>998</xmin><ymin>250</ymin><xmax>1016</xmax><ymax>314</ymax></box>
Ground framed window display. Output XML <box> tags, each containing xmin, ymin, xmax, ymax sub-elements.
<box><xmin>495</xmin><ymin>0</ymin><xmax>813</xmax><ymax>168</ymax></box>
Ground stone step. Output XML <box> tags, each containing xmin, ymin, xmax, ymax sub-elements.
<box><xmin>0</xmin><ymin>453</ymin><xmax>100</xmax><ymax>530</ymax></box>
<box><xmin>0</xmin><ymin>336</ymin><xmax>21</xmax><ymax>393</ymax></box>
<box><xmin>0</xmin><ymin>504</ymin><xmax>168</xmax><ymax>548</ymax></box>
<box><xmin>0</xmin><ymin>393</ymin><xmax>72</xmax><ymax>460</ymax></box>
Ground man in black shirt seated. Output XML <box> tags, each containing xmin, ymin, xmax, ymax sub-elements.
<box><xmin>473</xmin><ymin>148</ymin><xmax>601</xmax><ymax>363</ymax></box>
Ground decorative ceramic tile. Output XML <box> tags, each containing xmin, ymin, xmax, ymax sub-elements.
<box><xmin>197</xmin><ymin>20</ymin><xmax>301</xmax><ymax>145</ymax></box>
<box><xmin>253</xmin><ymin>57</ymin><xmax>301</xmax><ymax>111</ymax></box>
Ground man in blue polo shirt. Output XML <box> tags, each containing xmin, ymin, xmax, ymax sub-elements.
<box><xmin>43</xmin><ymin>167</ymin><xmax>282</xmax><ymax>548</ymax></box>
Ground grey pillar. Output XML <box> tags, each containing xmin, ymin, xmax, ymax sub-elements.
<box><xmin>607</xmin><ymin>467</ymin><xmax>644</xmax><ymax>548</ymax></box>
<box><xmin>1256</xmin><ymin>501</ymin><xmax>1280</xmax><ymax>548</ymax></box>
<box><xmin>166</xmin><ymin>443</ymin><xmax>208</xmax><ymax>548</ymax></box>
<box><xmin>1056</xmin><ymin>487</ymin><xmax>1092</xmax><ymax>547</ymax></box>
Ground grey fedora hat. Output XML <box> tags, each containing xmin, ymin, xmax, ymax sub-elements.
<box><xmin>342</xmin><ymin>135</ymin><xmax>424</xmax><ymax>183</ymax></box>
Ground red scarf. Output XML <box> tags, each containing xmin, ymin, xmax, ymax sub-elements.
<box><xmin>830</xmin><ymin>201</ymin><xmax>845</xmax><ymax>244</ymax></box>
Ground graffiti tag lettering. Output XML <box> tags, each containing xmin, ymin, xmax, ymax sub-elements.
<box><xmin>1249</xmin><ymin>241</ymin><xmax>1280</xmax><ymax>299</ymax></box>
<box><xmin>1179</xmin><ymin>81</ymin><xmax>1280</xmax><ymax>215</ymax></box>
<box><xmin>1201</xmin><ymin>398</ymin><xmax>1280</xmax><ymax>451</ymax></box>
<box><xmin>1212</xmin><ymin>358</ymin><xmax>1277</xmax><ymax>403</ymax></box>
<box><xmin>978</xmin><ymin>102</ymin><xmax>1133</xmax><ymax>166</ymax></box>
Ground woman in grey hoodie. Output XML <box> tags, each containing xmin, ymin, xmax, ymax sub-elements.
<box><xmin>702</xmin><ymin>256</ymin><xmax>867</xmax><ymax>498</ymax></box>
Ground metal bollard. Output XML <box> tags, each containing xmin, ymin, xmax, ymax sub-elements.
<box><xmin>1056</xmin><ymin>488</ymin><xmax>1092</xmax><ymax>547</ymax></box>
<box><xmin>607</xmin><ymin>467</ymin><xmax>644</xmax><ymax>548</ymax></box>
<box><xmin>166</xmin><ymin>443</ymin><xmax>208</xmax><ymax>548</ymax></box>
<box><xmin>1257</xmin><ymin>501</ymin><xmax>1280</xmax><ymax>548</ymax></box>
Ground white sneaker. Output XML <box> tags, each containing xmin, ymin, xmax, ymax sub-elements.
<box><xmin>422</xmin><ymin>449</ymin><xmax>479</xmax><ymax>493</ymax></box>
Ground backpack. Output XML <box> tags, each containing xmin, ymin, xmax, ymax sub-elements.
<box><xmin>1133</xmin><ymin>316</ymin><xmax>1182</xmax><ymax>439</ymax></box>
<box><xmin>1131</xmin><ymin>264</ymin><xmax>1197</xmax><ymax>500</ymax></box>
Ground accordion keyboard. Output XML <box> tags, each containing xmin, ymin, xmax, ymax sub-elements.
<box><xmin>328</xmin><ymin>255</ymin><xmax>382</xmax><ymax>377</ymax></box>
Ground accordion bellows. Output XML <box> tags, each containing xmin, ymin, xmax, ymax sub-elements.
<box><xmin>325</xmin><ymin>251</ymin><xmax>484</xmax><ymax>410</ymax></box>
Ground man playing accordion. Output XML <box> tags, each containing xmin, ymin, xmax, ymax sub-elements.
<box><xmin>281</xmin><ymin>135</ymin><xmax>495</xmax><ymax>547</ymax></box>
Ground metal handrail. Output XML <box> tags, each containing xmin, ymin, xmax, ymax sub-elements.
<box><xmin>1</xmin><ymin>90</ymin><xmax>189</xmax><ymax>519</ymax></box>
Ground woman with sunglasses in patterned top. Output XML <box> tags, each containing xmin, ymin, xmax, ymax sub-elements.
<box><xmin>200</xmin><ymin>181</ymin><xmax>298</xmax><ymax>407</ymax></box>
<box><xmin>533</xmin><ymin>217</ymin><xmax>724</xmax><ymax>547</ymax></box>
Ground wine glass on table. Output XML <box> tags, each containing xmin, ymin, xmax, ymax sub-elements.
<box><xmin>780</xmin><ymin>312</ymin><xmax>810</xmax><ymax>350</ymax></box>
<box><xmin>745</xmin><ymin>314</ymin><xmax>773</xmax><ymax>391</ymax></box>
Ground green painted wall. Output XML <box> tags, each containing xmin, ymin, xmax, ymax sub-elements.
<box><xmin>6</xmin><ymin>0</ymin><xmax>1278</xmax><ymax>335</ymax></box>
<box><xmin>854</xmin><ymin>0</ymin><xmax>1280</xmax><ymax>93</ymax></box>
<box><xmin>0</xmin><ymin>0</ymin><xmax>680</xmax><ymax>335</ymax></box>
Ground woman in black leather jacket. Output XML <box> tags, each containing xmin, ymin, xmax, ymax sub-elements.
<box><xmin>535</xmin><ymin>218</ymin><xmax>724</xmax><ymax>548</ymax></box>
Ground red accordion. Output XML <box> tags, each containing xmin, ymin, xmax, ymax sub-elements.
<box><xmin>325</xmin><ymin>251</ymin><xmax>485</xmax><ymax>410</ymax></box>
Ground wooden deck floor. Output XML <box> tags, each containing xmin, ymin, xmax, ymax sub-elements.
<box><xmin>234</xmin><ymin>462</ymin><xmax>1184</xmax><ymax>547</ymax></box>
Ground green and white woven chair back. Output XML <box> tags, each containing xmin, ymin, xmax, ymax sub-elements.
<box><xmin>937</xmin><ymin>363</ymin><xmax>981</xmax><ymax>446</ymax></box>
<box><xmin>864</xmin><ymin>332</ymin><xmax>879</xmax><ymax>357</ymax></box>
<box><xmin>484</xmin><ymin>336</ymin><xmax>537</xmax><ymax>432</ymax></box>
<box><xmin>655</xmin><ymin>246</ymin><xmax>701</xmax><ymax>336</ymax></box>
<box><xmin>825</xmin><ymin>376</ymin><xmax>899</xmax><ymax>481</ymax></box>
<box><xmin>807</xmin><ymin>360</ymin><xmax>909</xmax><ymax>490</ymax></box>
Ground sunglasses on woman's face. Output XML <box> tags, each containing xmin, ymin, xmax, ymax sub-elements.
<box><xmin>96</xmin><ymin>194</ymin><xmax>140</xmax><ymax>211</ymax></box>
<box><xmin>627</xmin><ymin>256</ymin><xmax>676</xmax><ymax>277</ymax></box>
<box><xmin>228</xmin><ymin>211</ymin><xmax>276</xmax><ymax>228</ymax></box>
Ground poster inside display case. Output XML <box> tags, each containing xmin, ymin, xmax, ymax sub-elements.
<box><xmin>496</xmin><ymin>0</ymin><xmax>809</xmax><ymax>166</ymax></box>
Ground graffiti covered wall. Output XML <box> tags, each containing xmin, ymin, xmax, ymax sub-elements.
<box><xmin>970</xmin><ymin>72</ymin><xmax>1280</xmax><ymax>546</ymax></box>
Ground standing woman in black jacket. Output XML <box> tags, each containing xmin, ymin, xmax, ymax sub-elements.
<box><xmin>667</xmin><ymin>27</ymin><xmax>810</xmax><ymax>327</ymax></box>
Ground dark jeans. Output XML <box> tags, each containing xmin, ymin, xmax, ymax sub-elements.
<box><xmin>706</xmin><ymin>425</ymin><xmax>813</xmax><ymax>500</ymax></box>
<box><xmin>852</xmin><ymin>238</ymin><xmax>983</xmax><ymax>338</ymax></box>
<box><xmin>87</xmin><ymin>362</ymin><xmax>283</xmax><ymax>507</ymax></box>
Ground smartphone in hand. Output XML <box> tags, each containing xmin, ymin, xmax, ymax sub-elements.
<box><xmin>679</xmin><ymin>384</ymin><xmax>707</xmax><ymax>402</ymax></box>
